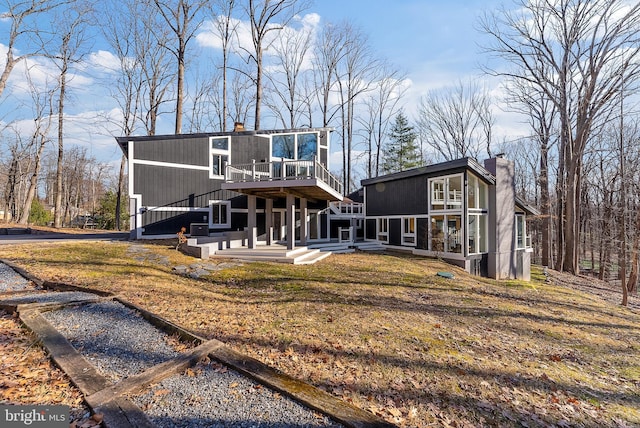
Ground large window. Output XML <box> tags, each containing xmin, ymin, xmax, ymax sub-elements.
<box><xmin>430</xmin><ymin>215</ymin><xmax>445</xmax><ymax>252</ymax></box>
<box><xmin>272</xmin><ymin>134</ymin><xmax>296</xmax><ymax>159</ymax></box>
<box><xmin>377</xmin><ymin>218</ymin><xmax>388</xmax><ymax>243</ymax></box>
<box><xmin>468</xmin><ymin>214</ymin><xmax>488</xmax><ymax>254</ymax></box>
<box><xmin>431</xmin><ymin>214</ymin><xmax>462</xmax><ymax>253</ymax></box>
<box><xmin>402</xmin><ymin>217</ymin><xmax>416</xmax><ymax>245</ymax></box>
<box><xmin>210</xmin><ymin>137</ymin><xmax>230</xmax><ymax>179</ymax></box>
<box><xmin>297</xmin><ymin>133</ymin><xmax>318</xmax><ymax>160</ymax></box>
<box><xmin>467</xmin><ymin>174</ymin><xmax>488</xmax><ymax>210</ymax></box>
<box><xmin>430</xmin><ymin>175</ymin><xmax>463</xmax><ymax>211</ymax></box>
<box><xmin>209</xmin><ymin>201</ymin><xmax>230</xmax><ymax>228</ymax></box>
<box><xmin>271</xmin><ymin>133</ymin><xmax>318</xmax><ymax>161</ymax></box>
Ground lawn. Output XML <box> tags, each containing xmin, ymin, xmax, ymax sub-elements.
<box><xmin>1</xmin><ymin>240</ymin><xmax>639</xmax><ymax>427</ymax></box>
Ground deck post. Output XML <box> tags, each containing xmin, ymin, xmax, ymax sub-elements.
<box><xmin>286</xmin><ymin>193</ymin><xmax>295</xmax><ymax>250</ymax></box>
<box><xmin>300</xmin><ymin>197</ymin><xmax>308</xmax><ymax>246</ymax></box>
<box><xmin>265</xmin><ymin>198</ymin><xmax>273</xmax><ymax>245</ymax></box>
<box><xmin>247</xmin><ymin>195</ymin><xmax>257</xmax><ymax>249</ymax></box>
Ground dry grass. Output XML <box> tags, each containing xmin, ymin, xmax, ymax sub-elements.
<box><xmin>1</xmin><ymin>240</ymin><xmax>639</xmax><ymax>427</ymax></box>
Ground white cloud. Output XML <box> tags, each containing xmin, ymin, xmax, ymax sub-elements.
<box><xmin>86</xmin><ymin>50</ymin><xmax>120</xmax><ymax>74</ymax></box>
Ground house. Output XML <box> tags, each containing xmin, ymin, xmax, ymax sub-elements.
<box><xmin>361</xmin><ymin>156</ymin><xmax>538</xmax><ymax>280</ymax></box>
<box><xmin>117</xmin><ymin>127</ymin><xmax>536</xmax><ymax>279</ymax></box>
<box><xmin>116</xmin><ymin>126</ymin><xmax>345</xmax><ymax>251</ymax></box>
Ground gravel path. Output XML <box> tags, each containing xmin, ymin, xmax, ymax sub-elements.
<box><xmin>42</xmin><ymin>301</ymin><xmax>183</xmax><ymax>382</ymax></box>
<box><xmin>2</xmin><ymin>261</ymin><xmax>346</xmax><ymax>427</ymax></box>
<box><xmin>0</xmin><ymin>261</ymin><xmax>35</xmax><ymax>291</ymax></box>
<box><xmin>133</xmin><ymin>360</ymin><xmax>341</xmax><ymax>428</ymax></box>
<box><xmin>1</xmin><ymin>290</ymin><xmax>98</xmax><ymax>305</ymax></box>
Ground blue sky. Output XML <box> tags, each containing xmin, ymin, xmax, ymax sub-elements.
<box><xmin>312</xmin><ymin>0</ymin><xmax>502</xmax><ymax>86</ymax></box>
<box><xmin>1</xmin><ymin>0</ymin><xmax>516</xmax><ymax>175</ymax></box>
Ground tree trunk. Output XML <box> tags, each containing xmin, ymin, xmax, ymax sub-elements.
<box><xmin>115</xmin><ymin>154</ymin><xmax>126</xmax><ymax>231</ymax></box>
<box><xmin>175</xmin><ymin>45</ymin><xmax>184</xmax><ymax>134</ymax></box>
<box><xmin>54</xmin><ymin>71</ymin><xmax>67</xmax><ymax>229</ymax></box>
<box><xmin>17</xmin><ymin>136</ymin><xmax>47</xmax><ymax>225</ymax></box>
<box><xmin>540</xmin><ymin>141</ymin><xmax>551</xmax><ymax>267</ymax></box>
<box><xmin>254</xmin><ymin>46</ymin><xmax>262</xmax><ymax>130</ymax></box>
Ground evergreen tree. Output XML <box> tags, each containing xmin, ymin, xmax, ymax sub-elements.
<box><xmin>381</xmin><ymin>112</ymin><xmax>421</xmax><ymax>174</ymax></box>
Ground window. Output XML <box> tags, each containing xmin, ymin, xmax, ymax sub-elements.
<box><xmin>431</xmin><ymin>179</ymin><xmax>445</xmax><ymax>208</ymax></box>
<box><xmin>377</xmin><ymin>218</ymin><xmax>388</xmax><ymax>242</ymax></box>
<box><xmin>516</xmin><ymin>214</ymin><xmax>525</xmax><ymax>249</ymax></box>
<box><xmin>429</xmin><ymin>175</ymin><xmax>463</xmax><ymax>211</ymax></box>
<box><xmin>402</xmin><ymin>217</ymin><xmax>416</xmax><ymax>245</ymax></box>
<box><xmin>297</xmin><ymin>133</ymin><xmax>318</xmax><ymax>160</ymax></box>
<box><xmin>431</xmin><ymin>214</ymin><xmax>462</xmax><ymax>253</ymax></box>
<box><xmin>272</xmin><ymin>134</ymin><xmax>295</xmax><ymax>159</ymax></box>
<box><xmin>468</xmin><ymin>214</ymin><xmax>488</xmax><ymax>254</ymax></box>
<box><xmin>467</xmin><ymin>174</ymin><xmax>488</xmax><ymax>210</ymax></box>
<box><xmin>209</xmin><ymin>201</ymin><xmax>230</xmax><ymax>228</ymax></box>
<box><xmin>447</xmin><ymin>176</ymin><xmax>463</xmax><ymax>210</ymax></box>
<box><xmin>430</xmin><ymin>215</ymin><xmax>445</xmax><ymax>252</ymax></box>
<box><xmin>271</xmin><ymin>132</ymin><xmax>318</xmax><ymax>161</ymax></box>
<box><xmin>447</xmin><ymin>215</ymin><xmax>462</xmax><ymax>253</ymax></box>
<box><xmin>210</xmin><ymin>137</ymin><xmax>230</xmax><ymax>179</ymax></box>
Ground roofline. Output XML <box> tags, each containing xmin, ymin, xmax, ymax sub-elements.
<box><xmin>515</xmin><ymin>196</ymin><xmax>541</xmax><ymax>216</ymax></box>
<box><xmin>115</xmin><ymin>127</ymin><xmax>335</xmax><ymax>155</ymax></box>
<box><xmin>361</xmin><ymin>157</ymin><xmax>496</xmax><ymax>186</ymax></box>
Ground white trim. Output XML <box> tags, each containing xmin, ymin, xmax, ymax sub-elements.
<box><xmin>209</xmin><ymin>200</ymin><xmax>231</xmax><ymax>229</ymax></box>
<box><xmin>133</xmin><ymin>159</ymin><xmax>210</xmax><ymax>171</ymax></box>
<box><xmin>131</xmin><ymin>194</ymin><xmax>143</xmax><ymax>240</ymax></box>
<box><xmin>141</xmin><ymin>206</ymin><xmax>209</xmax><ymax>212</ymax></box>
<box><xmin>413</xmin><ymin>248</ymin><xmax>467</xmax><ymax>261</ymax></box>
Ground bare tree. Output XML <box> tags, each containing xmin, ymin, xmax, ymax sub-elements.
<box><xmin>153</xmin><ymin>0</ymin><xmax>208</xmax><ymax>134</ymax></box>
<box><xmin>335</xmin><ymin>24</ymin><xmax>378</xmax><ymax>193</ymax></box>
<box><xmin>138</xmin><ymin>1</ymin><xmax>175</xmax><ymax>136</ymax></box>
<box><xmin>0</xmin><ymin>0</ymin><xmax>69</xmax><ymax>98</ymax></box>
<box><xmin>312</xmin><ymin>21</ymin><xmax>348</xmax><ymax>128</ymax></box>
<box><xmin>100</xmin><ymin>0</ymin><xmax>147</xmax><ymax>230</ymax></box>
<box><xmin>17</xmin><ymin>73</ymin><xmax>55</xmax><ymax>224</ymax></box>
<box><xmin>265</xmin><ymin>16</ymin><xmax>313</xmax><ymax>128</ymax></box>
<box><xmin>52</xmin><ymin>2</ymin><xmax>91</xmax><ymax>228</ymax></box>
<box><xmin>357</xmin><ymin>64</ymin><xmax>407</xmax><ymax>177</ymax></box>
<box><xmin>210</xmin><ymin>0</ymin><xmax>238</xmax><ymax>131</ymax></box>
<box><xmin>243</xmin><ymin>0</ymin><xmax>309</xmax><ymax>130</ymax></box>
<box><xmin>416</xmin><ymin>80</ymin><xmax>493</xmax><ymax>161</ymax></box>
<box><xmin>481</xmin><ymin>0</ymin><xmax>640</xmax><ymax>275</ymax></box>
<box><xmin>505</xmin><ymin>77</ymin><xmax>558</xmax><ymax>268</ymax></box>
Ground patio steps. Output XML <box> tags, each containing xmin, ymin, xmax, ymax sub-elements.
<box><xmin>211</xmin><ymin>245</ymin><xmax>333</xmax><ymax>265</ymax></box>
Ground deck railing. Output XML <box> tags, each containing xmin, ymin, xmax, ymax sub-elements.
<box><xmin>225</xmin><ymin>158</ymin><xmax>343</xmax><ymax>196</ymax></box>
<box><xmin>329</xmin><ymin>201</ymin><xmax>364</xmax><ymax>216</ymax></box>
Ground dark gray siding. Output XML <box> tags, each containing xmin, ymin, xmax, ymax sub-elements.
<box><xmin>232</xmin><ymin>135</ymin><xmax>270</xmax><ymax>164</ymax></box>
<box><xmin>134</xmin><ymin>137</ymin><xmax>208</xmax><ymax>166</ymax></box>
<box><xmin>134</xmin><ymin>164</ymin><xmax>237</xmax><ymax>208</ymax></box>
<box><xmin>142</xmin><ymin>211</ymin><xmax>207</xmax><ymax>235</ymax></box>
<box><xmin>365</xmin><ymin>175</ymin><xmax>428</xmax><ymax>216</ymax></box>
